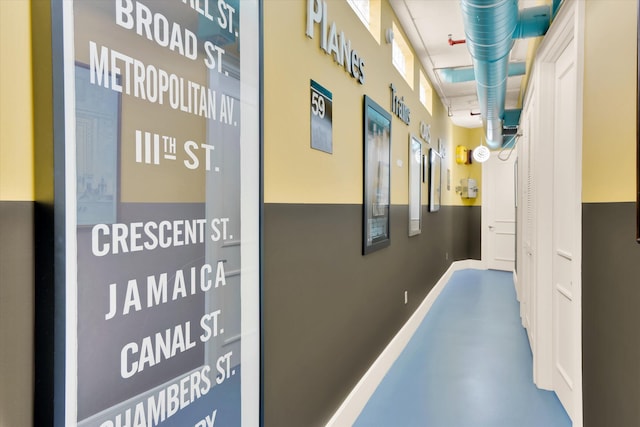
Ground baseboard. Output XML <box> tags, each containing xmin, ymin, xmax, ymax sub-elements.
<box><xmin>325</xmin><ymin>259</ymin><xmax>485</xmax><ymax>426</ymax></box>
<box><xmin>455</xmin><ymin>259</ymin><xmax>484</xmax><ymax>271</ymax></box>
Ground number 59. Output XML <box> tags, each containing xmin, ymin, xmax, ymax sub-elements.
<box><xmin>311</xmin><ymin>92</ymin><xmax>325</xmax><ymax>118</ymax></box>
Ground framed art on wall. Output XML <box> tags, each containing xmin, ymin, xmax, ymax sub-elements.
<box><xmin>363</xmin><ymin>96</ymin><xmax>392</xmax><ymax>254</ymax></box>
<box><xmin>45</xmin><ymin>1</ymin><xmax>262</xmax><ymax>425</ymax></box>
<box><xmin>409</xmin><ymin>135</ymin><xmax>422</xmax><ymax>236</ymax></box>
<box><xmin>429</xmin><ymin>147</ymin><xmax>442</xmax><ymax>212</ymax></box>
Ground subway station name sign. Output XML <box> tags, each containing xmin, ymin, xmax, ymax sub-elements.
<box><xmin>51</xmin><ymin>0</ymin><xmax>260</xmax><ymax>426</ymax></box>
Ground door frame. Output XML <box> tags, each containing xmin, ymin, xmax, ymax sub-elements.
<box><xmin>481</xmin><ymin>149</ymin><xmax>517</xmax><ymax>272</ymax></box>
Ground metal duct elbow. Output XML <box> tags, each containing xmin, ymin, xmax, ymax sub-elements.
<box><xmin>514</xmin><ymin>5</ymin><xmax>551</xmax><ymax>39</ymax></box>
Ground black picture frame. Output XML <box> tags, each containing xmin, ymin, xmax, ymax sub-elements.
<box><xmin>363</xmin><ymin>95</ymin><xmax>392</xmax><ymax>254</ymax></box>
<box><xmin>45</xmin><ymin>1</ymin><xmax>263</xmax><ymax>425</ymax></box>
<box><xmin>429</xmin><ymin>147</ymin><xmax>442</xmax><ymax>212</ymax></box>
<box><xmin>408</xmin><ymin>135</ymin><xmax>422</xmax><ymax>237</ymax></box>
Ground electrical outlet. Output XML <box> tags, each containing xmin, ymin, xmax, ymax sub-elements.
<box><xmin>404</xmin><ymin>291</ymin><xmax>408</xmax><ymax>304</ymax></box>
<box><xmin>445</xmin><ymin>252</ymin><xmax>449</xmax><ymax>260</ymax></box>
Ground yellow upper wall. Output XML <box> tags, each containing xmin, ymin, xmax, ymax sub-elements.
<box><xmin>2</xmin><ymin>0</ymin><xmax>484</xmax><ymax>206</ymax></box>
<box><xmin>264</xmin><ymin>0</ymin><xmax>462</xmax><ymax>205</ymax></box>
<box><xmin>520</xmin><ymin>0</ymin><xmax>637</xmax><ymax>203</ymax></box>
<box><xmin>443</xmin><ymin>125</ymin><xmax>483</xmax><ymax>207</ymax></box>
<box><xmin>582</xmin><ymin>0</ymin><xmax>637</xmax><ymax>203</ymax></box>
<box><xmin>0</xmin><ymin>1</ymin><xmax>33</xmax><ymax>201</ymax></box>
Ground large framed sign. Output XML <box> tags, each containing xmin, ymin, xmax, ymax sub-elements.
<box><xmin>363</xmin><ymin>95</ymin><xmax>391</xmax><ymax>255</ymax></box>
<box><xmin>51</xmin><ymin>1</ymin><xmax>261</xmax><ymax>425</ymax></box>
<box><xmin>408</xmin><ymin>135</ymin><xmax>422</xmax><ymax>236</ymax></box>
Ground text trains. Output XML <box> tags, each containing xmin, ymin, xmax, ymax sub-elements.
<box><xmin>89</xmin><ymin>41</ymin><xmax>224</xmax><ymax>118</ymax></box>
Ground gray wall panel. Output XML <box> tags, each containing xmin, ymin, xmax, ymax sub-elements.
<box><xmin>0</xmin><ymin>201</ymin><xmax>34</xmax><ymax>427</ymax></box>
<box><xmin>263</xmin><ymin>203</ymin><xmax>480</xmax><ymax>427</ymax></box>
<box><xmin>582</xmin><ymin>202</ymin><xmax>640</xmax><ymax>427</ymax></box>
<box><xmin>468</xmin><ymin>206</ymin><xmax>482</xmax><ymax>260</ymax></box>
<box><xmin>451</xmin><ymin>205</ymin><xmax>482</xmax><ymax>261</ymax></box>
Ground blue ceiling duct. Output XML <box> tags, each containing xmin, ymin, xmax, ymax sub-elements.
<box><xmin>460</xmin><ymin>0</ymin><xmax>550</xmax><ymax>148</ymax></box>
<box><xmin>438</xmin><ymin>61</ymin><xmax>526</xmax><ymax>83</ymax></box>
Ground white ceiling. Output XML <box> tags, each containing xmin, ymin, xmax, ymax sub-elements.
<box><xmin>389</xmin><ymin>0</ymin><xmax>537</xmax><ymax>128</ymax></box>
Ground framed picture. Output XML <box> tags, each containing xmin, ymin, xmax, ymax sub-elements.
<box><xmin>429</xmin><ymin>147</ymin><xmax>442</xmax><ymax>212</ymax></box>
<box><xmin>363</xmin><ymin>96</ymin><xmax>392</xmax><ymax>254</ymax></box>
<box><xmin>408</xmin><ymin>135</ymin><xmax>422</xmax><ymax>236</ymax></box>
<box><xmin>422</xmin><ymin>154</ymin><xmax>428</xmax><ymax>183</ymax></box>
<box><xmin>45</xmin><ymin>1</ymin><xmax>262</xmax><ymax>425</ymax></box>
<box><xmin>438</xmin><ymin>137</ymin><xmax>446</xmax><ymax>159</ymax></box>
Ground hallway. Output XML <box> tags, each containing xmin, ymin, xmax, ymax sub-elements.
<box><xmin>354</xmin><ymin>269</ymin><xmax>571</xmax><ymax>427</ymax></box>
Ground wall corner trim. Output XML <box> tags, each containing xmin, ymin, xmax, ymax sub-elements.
<box><xmin>325</xmin><ymin>259</ymin><xmax>486</xmax><ymax>426</ymax></box>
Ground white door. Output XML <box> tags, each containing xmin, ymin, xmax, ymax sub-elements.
<box><xmin>551</xmin><ymin>40</ymin><xmax>581</xmax><ymax>421</ymax></box>
<box><xmin>482</xmin><ymin>150</ymin><xmax>517</xmax><ymax>271</ymax></box>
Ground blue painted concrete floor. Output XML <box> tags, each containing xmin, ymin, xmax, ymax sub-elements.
<box><xmin>354</xmin><ymin>269</ymin><xmax>571</xmax><ymax>427</ymax></box>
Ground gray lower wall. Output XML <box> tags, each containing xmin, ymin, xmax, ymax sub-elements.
<box><xmin>453</xmin><ymin>204</ymin><xmax>482</xmax><ymax>261</ymax></box>
<box><xmin>0</xmin><ymin>201</ymin><xmax>34</xmax><ymax>427</ymax></box>
<box><xmin>8</xmin><ymin>198</ymin><xmax>639</xmax><ymax>426</ymax></box>
<box><xmin>263</xmin><ymin>203</ymin><xmax>481</xmax><ymax>427</ymax></box>
<box><xmin>0</xmin><ymin>200</ymin><xmax>480</xmax><ymax>427</ymax></box>
<box><xmin>582</xmin><ymin>202</ymin><xmax>640</xmax><ymax>427</ymax></box>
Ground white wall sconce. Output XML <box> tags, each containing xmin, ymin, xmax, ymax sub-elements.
<box><xmin>385</xmin><ymin>28</ymin><xmax>394</xmax><ymax>44</ymax></box>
